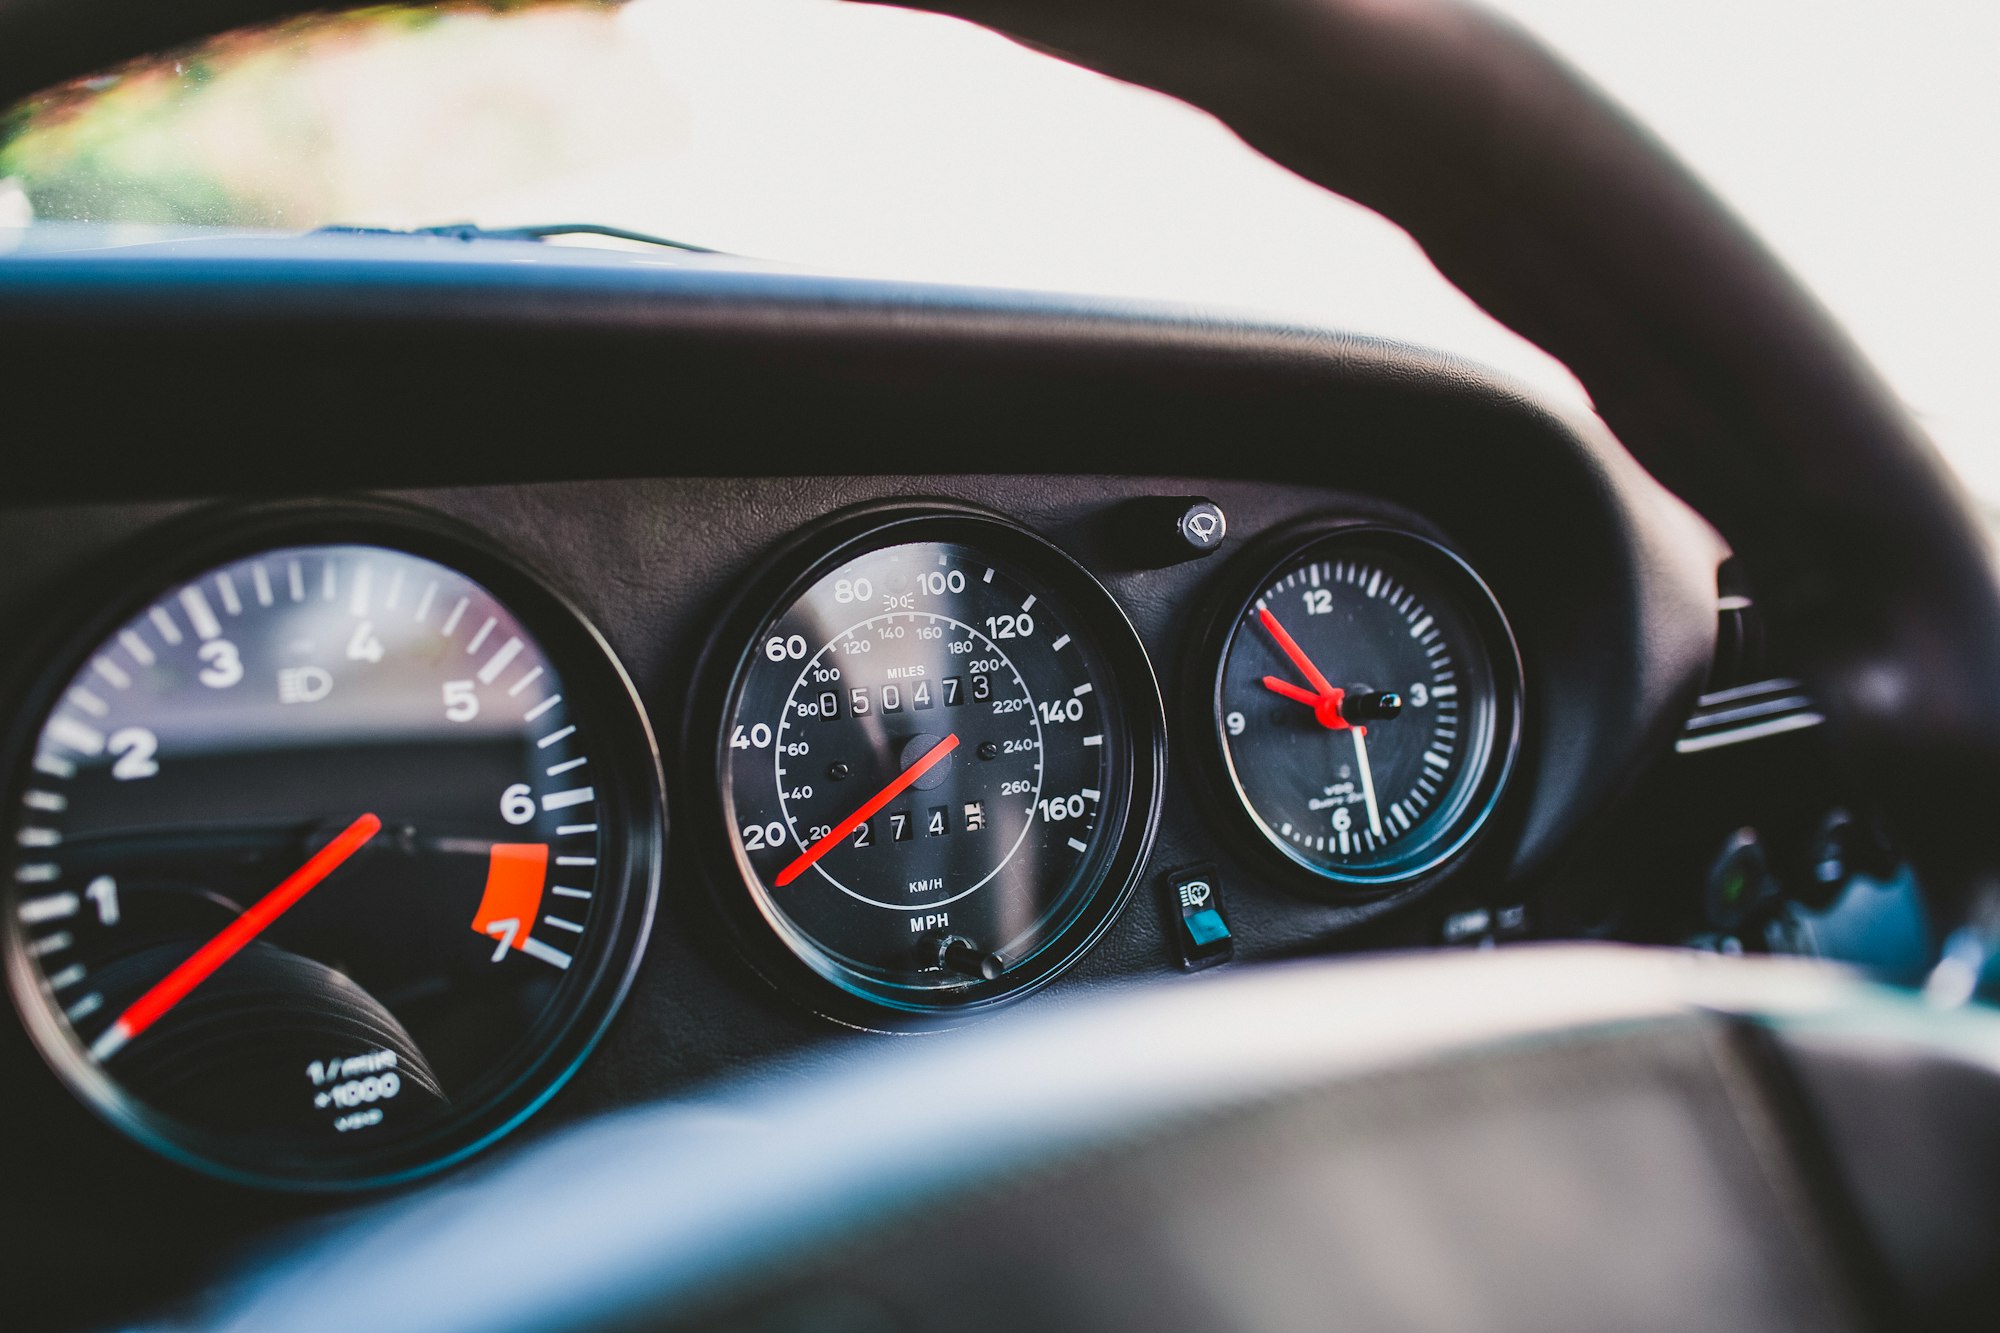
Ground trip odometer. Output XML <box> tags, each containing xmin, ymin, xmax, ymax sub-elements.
<box><xmin>713</xmin><ymin>509</ymin><xmax>1163</xmax><ymax>1017</ymax></box>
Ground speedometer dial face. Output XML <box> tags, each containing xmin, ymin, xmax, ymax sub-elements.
<box><xmin>1212</xmin><ymin>527</ymin><xmax>1520</xmax><ymax>885</ymax></box>
<box><xmin>717</xmin><ymin>511</ymin><xmax>1162</xmax><ymax>1016</ymax></box>
<box><xmin>1</xmin><ymin>512</ymin><xmax>660</xmax><ymax>1188</ymax></box>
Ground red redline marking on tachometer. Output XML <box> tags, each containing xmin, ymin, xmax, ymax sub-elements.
<box><xmin>89</xmin><ymin>812</ymin><xmax>382</xmax><ymax>1062</ymax></box>
<box><xmin>472</xmin><ymin>843</ymin><xmax>551</xmax><ymax>953</ymax></box>
<box><xmin>775</xmin><ymin>734</ymin><xmax>960</xmax><ymax>887</ymax></box>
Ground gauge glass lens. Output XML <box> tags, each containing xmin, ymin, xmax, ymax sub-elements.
<box><xmin>721</xmin><ymin>522</ymin><xmax>1155</xmax><ymax>1012</ymax></box>
<box><xmin>3</xmin><ymin>540</ymin><xmax>655</xmax><ymax>1185</ymax></box>
<box><xmin>1215</xmin><ymin>531</ymin><xmax>1517</xmax><ymax>883</ymax></box>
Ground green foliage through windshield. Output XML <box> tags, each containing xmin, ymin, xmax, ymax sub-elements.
<box><xmin>0</xmin><ymin>3</ymin><xmax>642</xmax><ymax>229</ymax></box>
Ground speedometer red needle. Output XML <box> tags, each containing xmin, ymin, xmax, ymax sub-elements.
<box><xmin>90</xmin><ymin>812</ymin><xmax>383</xmax><ymax>1061</ymax></box>
<box><xmin>775</xmin><ymin>734</ymin><xmax>959</xmax><ymax>887</ymax></box>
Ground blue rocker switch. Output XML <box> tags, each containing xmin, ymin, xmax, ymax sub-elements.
<box><xmin>1165</xmin><ymin>864</ymin><xmax>1234</xmax><ymax>971</ymax></box>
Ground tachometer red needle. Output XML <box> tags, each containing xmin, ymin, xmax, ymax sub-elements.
<box><xmin>776</xmin><ymin>735</ymin><xmax>959</xmax><ymax>887</ymax></box>
<box><xmin>90</xmin><ymin>812</ymin><xmax>383</xmax><ymax>1061</ymax></box>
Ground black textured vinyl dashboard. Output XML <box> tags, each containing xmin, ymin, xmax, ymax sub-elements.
<box><xmin>0</xmin><ymin>243</ymin><xmax>1722</xmax><ymax>1324</ymax></box>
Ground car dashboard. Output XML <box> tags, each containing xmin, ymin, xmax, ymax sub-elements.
<box><xmin>0</xmin><ymin>235</ymin><xmax>1915</xmax><ymax>1330</ymax></box>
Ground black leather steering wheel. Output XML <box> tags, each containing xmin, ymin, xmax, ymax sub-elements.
<box><xmin>149</xmin><ymin>3</ymin><xmax>2000</xmax><ymax>1331</ymax></box>
<box><xmin>894</xmin><ymin>0</ymin><xmax>2000</xmax><ymax>924</ymax></box>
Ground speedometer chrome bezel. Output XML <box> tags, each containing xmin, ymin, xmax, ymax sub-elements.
<box><xmin>688</xmin><ymin>502</ymin><xmax>1166</xmax><ymax>1028</ymax></box>
<box><xmin>1197</xmin><ymin>518</ymin><xmax>1524</xmax><ymax>895</ymax></box>
<box><xmin>0</xmin><ymin>498</ymin><xmax>664</xmax><ymax>1192</ymax></box>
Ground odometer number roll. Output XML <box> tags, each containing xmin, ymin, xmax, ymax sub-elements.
<box><xmin>715</xmin><ymin>509</ymin><xmax>1163</xmax><ymax>1016</ymax></box>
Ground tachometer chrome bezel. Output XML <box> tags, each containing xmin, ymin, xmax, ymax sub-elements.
<box><xmin>0</xmin><ymin>498</ymin><xmax>664</xmax><ymax>1192</ymax></box>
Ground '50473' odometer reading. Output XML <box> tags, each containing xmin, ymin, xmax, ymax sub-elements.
<box><xmin>715</xmin><ymin>510</ymin><xmax>1163</xmax><ymax>1018</ymax></box>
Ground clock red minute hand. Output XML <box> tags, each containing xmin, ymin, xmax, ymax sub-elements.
<box><xmin>1256</xmin><ymin>608</ymin><xmax>1351</xmax><ymax>731</ymax></box>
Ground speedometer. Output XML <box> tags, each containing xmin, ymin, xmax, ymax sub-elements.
<box><xmin>1</xmin><ymin>504</ymin><xmax>661</xmax><ymax>1188</ymax></box>
<box><xmin>707</xmin><ymin>507</ymin><xmax>1163</xmax><ymax>1018</ymax></box>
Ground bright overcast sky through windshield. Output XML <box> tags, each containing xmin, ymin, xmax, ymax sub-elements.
<box><xmin>1</xmin><ymin>0</ymin><xmax>1991</xmax><ymax>509</ymax></box>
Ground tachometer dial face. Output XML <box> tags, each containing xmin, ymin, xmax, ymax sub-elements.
<box><xmin>2</xmin><ymin>514</ymin><xmax>660</xmax><ymax>1188</ymax></box>
<box><xmin>716</xmin><ymin>511</ymin><xmax>1162</xmax><ymax>1016</ymax></box>
<box><xmin>1212</xmin><ymin>528</ymin><xmax>1519</xmax><ymax>885</ymax></box>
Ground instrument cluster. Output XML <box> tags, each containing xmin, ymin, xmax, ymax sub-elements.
<box><xmin>2</xmin><ymin>490</ymin><xmax>1524</xmax><ymax>1188</ymax></box>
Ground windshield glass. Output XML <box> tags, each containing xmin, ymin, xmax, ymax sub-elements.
<box><xmin>2</xmin><ymin>0</ymin><xmax>1991</xmax><ymax>513</ymax></box>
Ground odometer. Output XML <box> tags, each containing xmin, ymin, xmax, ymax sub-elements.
<box><xmin>1</xmin><ymin>506</ymin><xmax>661</xmax><ymax>1188</ymax></box>
<box><xmin>1210</xmin><ymin>526</ymin><xmax>1520</xmax><ymax>886</ymax></box>
<box><xmin>712</xmin><ymin>509</ymin><xmax>1163</xmax><ymax>1016</ymax></box>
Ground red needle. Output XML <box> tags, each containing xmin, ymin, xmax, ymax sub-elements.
<box><xmin>1257</xmin><ymin>607</ymin><xmax>1338</xmax><ymax>699</ymax></box>
<box><xmin>1256</xmin><ymin>608</ymin><xmax>1349</xmax><ymax>730</ymax></box>
<box><xmin>776</xmin><ymin>735</ymin><xmax>960</xmax><ymax>887</ymax></box>
<box><xmin>90</xmin><ymin>812</ymin><xmax>383</xmax><ymax>1061</ymax></box>
<box><xmin>1260</xmin><ymin>675</ymin><xmax>1324</xmax><ymax>708</ymax></box>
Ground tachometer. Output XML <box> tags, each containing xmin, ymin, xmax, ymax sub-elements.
<box><xmin>1</xmin><ymin>505</ymin><xmax>661</xmax><ymax>1188</ymax></box>
<box><xmin>1209</xmin><ymin>525</ymin><xmax>1520</xmax><ymax>886</ymax></box>
<box><xmin>709</xmin><ymin>508</ymin><xmax>1163</xmax><ymax>1017</ymax></box>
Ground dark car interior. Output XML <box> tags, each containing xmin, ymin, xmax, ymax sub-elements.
<box><xmin>3</xmin><ymin>1</ymin><xmax>1997</xmax><ymax>1330</ymax></box>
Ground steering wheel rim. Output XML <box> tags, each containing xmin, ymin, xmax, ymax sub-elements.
<box><xmin>882</xmin><ymin>0</ymin><xmax>2000</xmax><ymax>939</ymax></box>
<box><xmin>0</xmin><ymin>0</ymin><xmax>1979</xmax><ymax>915</ymax></box>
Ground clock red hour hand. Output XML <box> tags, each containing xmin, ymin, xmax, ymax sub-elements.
<box><xmin>1256</xmin><ymin>608</ymin><xmax>1349</xmax><ymax>731</ymax></box>
<box><xmin>1260</xmin><ymin>675</ymin><xmax>1325</xmax><ymax>709</ymax></box>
